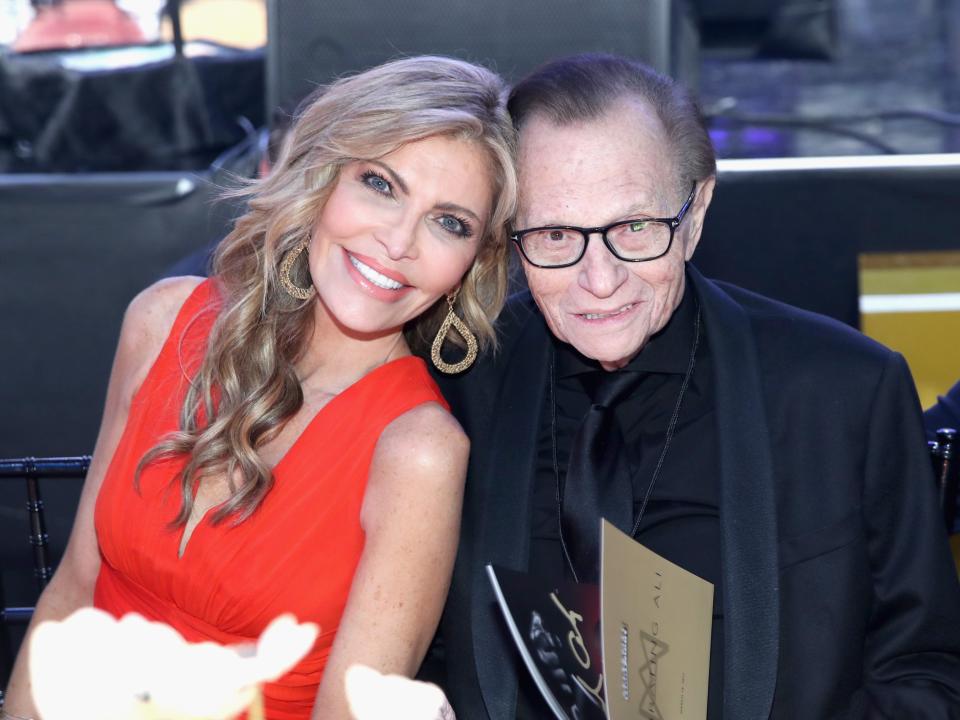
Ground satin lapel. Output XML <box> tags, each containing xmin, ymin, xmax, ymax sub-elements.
<box><xmin>471</xmin><ymin>308</ymin><xmax>551</xmax><ymax>720</ymax></box>
<box><xmin>689</xmin><ymin>267</ymin><xmax>780</xmax><ymax>720</ymax></box>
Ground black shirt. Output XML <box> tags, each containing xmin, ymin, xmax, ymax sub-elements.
<box><xmin>516</xmin><ymin>283</ymin><xmax>725</xmax><ymax>718</ymax></box>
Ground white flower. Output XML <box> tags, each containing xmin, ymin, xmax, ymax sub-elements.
<box><xmin>29</xmin><ymin>608</ymin><xmax>318</xmax><ymax>720</ymax></box>
<box><xmin>345</xmin><ymin>665</ymin><xmax>455</xmax><ymax>720</ymax></box>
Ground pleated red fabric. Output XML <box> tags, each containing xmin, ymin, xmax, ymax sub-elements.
<box><xmin>94</xmin><ymin>279</ymin><xmax>448</xmax><ymax>719</ymax></box>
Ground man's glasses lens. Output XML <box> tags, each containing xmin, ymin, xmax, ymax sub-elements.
<box><xmin>519</xmin><ymin>228</ymin><xmax>583</xmax><ymax>266</ymax></box>
<box><xmin>605</xmin><ymin>220</ymin><xmax>671</xmax><ymax>259</ymax></box>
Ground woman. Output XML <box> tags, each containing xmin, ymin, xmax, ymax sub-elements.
<box><xmin>3</xmin><ymin>55</ymin><xmax>516</xmax><ymax>719</ymax></box>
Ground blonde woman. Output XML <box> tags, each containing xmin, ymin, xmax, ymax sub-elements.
<box><xmin>3</xmin><ymin>56</ymin><xmax>517</xmax><ymax>720</ymax></box>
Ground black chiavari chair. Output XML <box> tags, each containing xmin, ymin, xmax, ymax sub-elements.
<box><xmin>0</xmin><ymin>456</ymin><xmax>89</xmax><ymax>708</ymax></box>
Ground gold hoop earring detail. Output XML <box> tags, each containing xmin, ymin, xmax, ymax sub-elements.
<box><xmin>279</xmin><ymin>242</ymin><xmax>315</xmax><ymax>300</ymax></box>
<box><xmin>431</xmin><ymin>292</ymin><xmax>478</xmax><ymax>374</ymax></box>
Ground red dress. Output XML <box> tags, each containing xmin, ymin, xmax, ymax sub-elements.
<box><xmin>94</xmin><ymin>280</ymin><xmax>448</xmax><ymax>719</ymax></box>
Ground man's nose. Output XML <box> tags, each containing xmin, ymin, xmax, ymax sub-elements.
<box><xmin>578</xmin><ymin>232</ymin><xmax>627</xmax><ymax>298</ymax></box>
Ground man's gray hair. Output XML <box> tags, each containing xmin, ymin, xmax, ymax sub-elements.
<box><xmin>507</xmin><ymin>53</ymin><xmax>716</xmax><ymax>193</ymax></box>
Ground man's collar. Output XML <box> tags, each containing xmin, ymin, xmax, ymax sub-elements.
<box><xmin>555</xmin><ymin>273</ymin><xmax>697</xmax><ymax>378</ymax></box>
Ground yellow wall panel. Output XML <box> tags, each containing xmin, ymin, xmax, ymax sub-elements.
<box><xmin>859</xmin><ymin>252</ymin><xmax>960</xmax><ymax>409</ymax></box>
<box><xmin>861</xmin><ymin>311</ymin><xmax>960</xmax><ymax>408</ymax></box>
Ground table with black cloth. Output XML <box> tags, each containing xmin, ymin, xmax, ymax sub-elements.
<box><xmin>0</xmin><ymin>42</ymin><xmax>264</xmax><ymax>173</ymax></box>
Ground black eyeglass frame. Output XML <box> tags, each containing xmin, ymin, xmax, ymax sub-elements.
<box><xmin>510</xmin><ymin>183</ymin><xmax>698</xmax><ymax>269</ymax></box>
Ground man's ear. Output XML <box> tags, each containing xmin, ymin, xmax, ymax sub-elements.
<box><xmin>683</xmin><ymin>175</ymin><xmax>716</xmax><ymax>262</ymax></box>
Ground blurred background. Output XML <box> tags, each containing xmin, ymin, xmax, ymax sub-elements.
<box><xmin>2</xmin><ymin>0</ymin><xmax>959</xmax><ymax>681</ymax></box>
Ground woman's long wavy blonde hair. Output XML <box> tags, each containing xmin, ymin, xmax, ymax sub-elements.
<box><xmin>139</xmin><ymin>56</ymin><xmax>518</xmax><ymax>526</ymax></box>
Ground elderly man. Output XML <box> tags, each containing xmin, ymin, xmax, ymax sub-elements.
<box><xmin>430</xmin><ymin>54</ymin><xmax>960</xmax><ymax>719</ymax></box>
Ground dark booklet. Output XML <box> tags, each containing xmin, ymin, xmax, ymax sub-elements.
<box><xmin>486</xmin><ymin>564</ymin><xmax>607</xmax><ymax>720</ymax></box>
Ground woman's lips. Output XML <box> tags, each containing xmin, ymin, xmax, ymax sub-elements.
<box><xmin>347</xmin><ymin>251</ymin><xmax>410</xmax><ymax>286</ymax></box>
<box><xmin>343</xmin><ymin>250</ymin><xmax>413</xmax><ymax>302</ymax></box>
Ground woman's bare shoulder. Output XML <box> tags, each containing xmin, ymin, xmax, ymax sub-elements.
<box><xmin>126</xmin><ymin>276</ymin><xmax>205</xmax><ymax>337</ymax></box>
<box><xmin>116</xmin><ymin>275</ymin><xmax>206</xmax><ymax>398</ymax></box>
<box><xmin>374</xmin><ymin>402</ymin><xmax>469</xmax><ymax>487</ymax></box>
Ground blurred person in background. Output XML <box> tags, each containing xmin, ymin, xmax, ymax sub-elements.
<box><xmin>926</xmin><ymin>379</ymin><xmax>960</xmax><ymax>534</ymax></box>
<box><xmin>926</xmin><ymin>379</ymin><xmax>960</xmax><ymax>440</ymax></box>
<box><xmin>161</xmin><ymin>105</ymin><xmax>296</xmax><ymax>279</ymax></box>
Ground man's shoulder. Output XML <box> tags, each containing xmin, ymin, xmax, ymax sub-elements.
<box><xmin>706</xmin><ymin>276</ymin><xmax>894</xmax><ymax>369</ymax></box>
<box><xmin>696</xmin><ymin>273</ymin><xmax>907</xmax><ymax>403</ymax></box>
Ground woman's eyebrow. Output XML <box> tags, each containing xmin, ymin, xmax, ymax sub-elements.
<box><xmin>435</xmin><ymin>202</ymin><xmax>482</xmax><ymax>223</ymax></box>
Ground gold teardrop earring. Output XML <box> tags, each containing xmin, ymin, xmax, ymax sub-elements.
<box><xmin>279</xmin><ymin>241</ymin><xmax>315</xmax><ymax>300</ymax></box>
<box><xmin>431</xmin><ymin>290</ymin><xmax>478</xmax><ymax>374</ymax></box>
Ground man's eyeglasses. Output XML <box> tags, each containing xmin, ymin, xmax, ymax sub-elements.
<box><xmin>510</xmin><ymin>183</ymin><xmax>697</xmax><ymax>269</ymax></box>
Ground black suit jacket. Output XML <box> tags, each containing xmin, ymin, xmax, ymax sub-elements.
<box><xmin>430</xmin><ymin>266</ymin><xmax>960</xmax><ymax>719</ymax></box>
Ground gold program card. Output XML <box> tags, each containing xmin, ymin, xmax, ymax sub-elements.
<box><xmin>600</xmin><ymin>520</ymin><xmax>713</xmax><ymax>720</ymax></box>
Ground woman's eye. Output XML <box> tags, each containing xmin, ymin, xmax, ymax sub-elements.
<box><xmin>361</xmin><ymin>171</ymin><xmax>392</xmax><ymax>196</ymax></box>
<box><xmin>438</xmin><ymin>214</ymin><xmax>473</xmax><ymax>238</ymax></box>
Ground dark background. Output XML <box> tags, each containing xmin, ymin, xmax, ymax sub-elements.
<box><xmin>701</xmin><ymin>0</ymin><xmax>960</xmax><ymax>158</ymax></box>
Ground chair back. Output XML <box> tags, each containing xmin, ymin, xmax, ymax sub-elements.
<box><xmin>0</xmin><ymin>456</ymin><xmax>89</xmax><ymax>707</ymax></box>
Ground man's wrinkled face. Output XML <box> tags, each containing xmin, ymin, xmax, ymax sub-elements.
<box><xmin>515</xmin><ymin>99</ymin><xmax>713</xmax><ymax>370</ymax></box>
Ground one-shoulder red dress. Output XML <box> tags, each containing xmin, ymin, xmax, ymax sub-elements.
<box><xmin>94</xmin><ymin>279</ymin><xmax>448</xmax><ymax>719</ymax></box>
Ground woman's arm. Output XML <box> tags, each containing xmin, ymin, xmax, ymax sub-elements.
<box><xmin>1</xmin><ymin>277</ymin><xmax>202</xmax><ymax>717</ymax></box>
<box><xmin>311</xmin><ymin>402</ymin><xmax>469</xmax><ymax>719</ymax></box>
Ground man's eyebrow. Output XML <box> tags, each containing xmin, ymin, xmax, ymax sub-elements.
<box><xmin>620</xmin><ymin>204</ymin><xmax>660</xmax><ymax>219</ymax></box>
<box><xmin>368</xmin><ymin>159</ymin><xmax>409</xmax><ymax>195</ymax></box>
<box><xmin>524</xmin><ymin>203</ymin><xmax>658</xmax><ymax>228</ymax></box>
<box><xmin>435</xmin><ymin>202</ymin><xmax>482</xmax><ymax>224</ymax></box>
<box><xmin>618</xmin><ymin>193</ymin><xmax>668</xmax><ymax>218</ymax></box>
